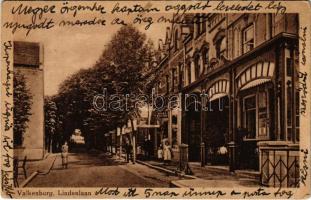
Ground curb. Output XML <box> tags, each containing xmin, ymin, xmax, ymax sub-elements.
<box><xmin>19</xmin><ymin>172</ymin><xmax>38</xmax><ymax>187</ymax></box>
<box><xmin>19</xmin><ymin>155</ymin><xmax>58</xmax><ymax>187</ymax></box>
<box><xmin>136</xmin><ymin>160</ymin><xmax>197</xmax><ymax>180</ymax></box>
<box><xmin>170</xmin><ymin>180</ymin><xmax>186</xmax><ymax>188</ymax></box>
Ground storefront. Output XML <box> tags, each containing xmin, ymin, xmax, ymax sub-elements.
<box><xmin>183</xmin><ymin>92</ymin><xmax>202</xmax><ymax>162</ymax></box>
<box><xmin>235</xmin><ymin>61</ymin><xmax>275</xmax><ymax>170</ymax></box>
<box><xmin>204</xmin><ymin>78</ymin><xmax>230</xmax><ymax>165</ymax></box>
<box><xmin>229</xmin><ymin>35</ymin><xmax>300</xmax><ymax>179</ymax></box>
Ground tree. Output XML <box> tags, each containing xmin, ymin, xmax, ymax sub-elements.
<box><xmin>96</xmin><ymin>25</ymin><xmax>157</xmax><ymax>122</ymax></box>
<box><xmin>54</xmin><ymin>25</ymin><xmax>157</xmax><ymax>151</ymax></box>
<box><xmin>13</xmin><ymin>71</ymin><xmax>32</xmax><ymax>146</ymax></box>
<box><xmin>44</xmin><ymin>96</ymin><xmax>58</xmax><ymax>152</ymax></box>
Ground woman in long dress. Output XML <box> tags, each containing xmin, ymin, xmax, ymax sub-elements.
<box><xmin>61</xmin><ymin>141</ymin><xmax>69</xmax><ymax>169</ymax></box>
<box><xmin>163</xmin><ymin>141</ymin><xmax>172</xmax><ymax>165</ymax></box>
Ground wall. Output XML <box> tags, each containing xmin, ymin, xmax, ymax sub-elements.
<box><xmin>14</xmin><ymin>41</ymin><xmax>45</xmax><ymax>160</ymax></box>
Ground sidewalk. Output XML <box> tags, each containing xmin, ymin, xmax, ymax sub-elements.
<box><xmin>137</xmin><ymin>158</ymin><xmax>260</xmax><ymax>188</ymax></box>
<box><xmin>17</xmin><ymin>153</ymin><xmax>58</xmax><ymax>187</ymax></box>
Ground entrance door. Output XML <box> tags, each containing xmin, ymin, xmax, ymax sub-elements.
<box><xmin>205</xmin><ymin>96</ymin><xmax>229</xmax><ymax>165</ymax></box>
<box><xmin>240</xmin><ymin>95</ymin><xmax>259</xmax><ymax>170</ymax></box>
<box><xmin>186</xmin><ymin>104</ymin><xmax>201</xmax><ymax>162</ymax></box>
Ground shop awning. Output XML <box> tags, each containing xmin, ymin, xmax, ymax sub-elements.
<box><xmin>236</xmin><ymin>61</ymin><xmax>275</xmax><ymax>91</ymax></box>
<box><xmin>209</xmin><ymin>93</ymin><xmax>228</xmax><ymax>102</ymax></box>
<box><xmin>240</xmin><ymin>78</ymin><xmax>271</xmax><ymax>91</ymax></box>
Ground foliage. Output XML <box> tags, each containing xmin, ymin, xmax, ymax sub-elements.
<box><xmin>13</xmin><ymin>71</ymin><xmax>32</xmax><ymax>146</ymax></box>
<box><xmin>53</xmin><ymin>25</ymin><xmax>158</xmax><ymax>147</ymax></box>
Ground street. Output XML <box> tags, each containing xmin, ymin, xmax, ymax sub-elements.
<box><xmin>27</xmin><ymin>152</ymin><xmax>182</xmax><ymax>187</ymax></box>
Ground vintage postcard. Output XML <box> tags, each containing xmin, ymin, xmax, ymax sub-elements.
<box><xmin>1</xmin><ymin>0</ymin><xmax>311</xmax><ymax>199</ymax></box>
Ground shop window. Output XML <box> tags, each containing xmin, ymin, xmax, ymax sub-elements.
<box><xmin>242</xmin><ymin>25</ymin><xmax>254</xmax><ymax>54</ymax></box>
<box><xmin>243</xmin><ymin>95</ymin><xmax>256</xmax><ymax>139</ymax></box>
<box><xmin>258</xmin><ymin>91</ymin><xmax>268</xmax><ymax>137</ymax></box>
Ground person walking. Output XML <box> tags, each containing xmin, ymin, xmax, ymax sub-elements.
<box><xmin>61</xmin><ymin>141</ymin><xmax>69</xmax><ymax>169</ymax></box>
<box><xmin>163</xmin><ymin>141</ymin><xmax>172</xmax><ymax>165</ymax></box>
<box><xmin>124</xmin><ymin>141</ymin><xmax>133</xmax><ymax>163</ymax></box>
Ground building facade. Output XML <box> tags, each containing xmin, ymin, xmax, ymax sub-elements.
<box><xmin>154</xmin><ymin>13</ymin><xmax>300</xmax><ymax>187</ymax></box>
<box><xmin>13</xmin><ymin>41</ymin><xmax>45</xmax><ymax>160</ymax></box>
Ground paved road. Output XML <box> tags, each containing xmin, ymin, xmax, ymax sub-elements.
<box><xmin>28</xmin><ymin>152</ymin><xmax>181</xmax><ymax>187</ymax></box>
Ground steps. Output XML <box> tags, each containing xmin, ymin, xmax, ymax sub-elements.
<box><xmin>235</xmin><ymin>169</ymin><xmax>260</xmax><ymax>181</ymax></box>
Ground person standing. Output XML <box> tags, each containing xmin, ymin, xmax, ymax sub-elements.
<box><xmin>157</xmin><ymin>144</ymin><xmax>163</xmax><ymax>161</ymax></box>
<box><xmin>124</xmin><ymin>141</ymin><xmax>133</xmax><ymax>163</ymax></box>
<box><xmin>163</xmin><ymin>141</ymin><xmax>172</xmax><ymax>165</ymax></box>
<box><xmin>61</xmin><ymin>141</ymin><xmax>69</xmax><ymax>169</ymax></box>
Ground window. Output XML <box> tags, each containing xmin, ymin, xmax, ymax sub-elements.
<box><xmin>172</xmin><ymin>68</ymin><xmax>176</xmax><ymax>91</ymax></box>
<box><xmin>178</xmin><ymin>64</ymin><xmax>183</xmax><ymax>88</ymax></box>
<box><xmin>187</xmin><ymin>63</ymin><xmax>192</xmax><ymax>84</ymax></box>
<box><xmin>202</xmin><ymin>48</ymin><xmax>209</xmax><ymax>71</ymax></box>
<box><xmin>216</xmin><ymin>37</ymin><xmax>226</xmax><ymax>59</ymax></box>
<box><xmin>258</xmin><ymin>91</ymin><xmax>268</xmax><ymax>137</ymax></box>
<box><xmin>242</xmin><ymin>25</ymin><xmax>254</xmax><ymax>53</ymax></box>
<box><xmin>201</xmin><ymin>14</ymin><xmax>207</xmax><ymax>33</ymax></box>
<box><xmin>195</xmin><ymin>15</ymin><xmax>201</xmax><ymax>38</ymax></box>
<box><xmin>265</xmin><ymin>14</ymin><xmax>272</xmax><ymax>40</ymax></box>
<box><xmin>174</xmin><ymin>29</ymin><xmax>179</xmax><ymax>51</ymax></box>
<box><xmin>243</xmin><ymin>96</ymin><xmax>256</xmax><ymax>139</ymax></box>
<box><xmin>194</xmin><ymin>54</ymin><xmax>200</xmax><ymax>80</ymax></box>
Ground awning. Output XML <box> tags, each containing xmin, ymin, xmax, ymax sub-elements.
<box><xmin>209</xmin><ymin>93</ymin><xmax>228</xmax><ymax>102</ymax></box>
<box><xmin>240</xmin><ymin>78</ymin><xmax>271</xmax><ymax>91</ymax></box>
<box><xmin>236</xmin><ymin>61</ymin><xmax>274</xmax><ymax>91</ymax></box>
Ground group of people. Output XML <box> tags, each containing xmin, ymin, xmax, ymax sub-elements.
<box><xmin>157</xmin><ymin>140</ymin><xmax>173</xmax><ymax>165</ymax></box>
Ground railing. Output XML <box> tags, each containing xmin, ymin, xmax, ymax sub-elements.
<box><xmin>260</xmin><ymin>147</ymin><xmax>299</xmax><ymax>188</ymax></box>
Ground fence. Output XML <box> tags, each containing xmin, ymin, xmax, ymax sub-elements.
<box><xmin>260</xmin><ymin>144</ymin><xmax>299</xmax><ymax>187</ymax></box>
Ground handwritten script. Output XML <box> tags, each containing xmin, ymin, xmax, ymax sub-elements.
<box><xmin>93</xmin><ymin>187</ymin><xmax>294</xmax><ymax>199</ymax></box>
<box><xmin>3</xmin><ymin>1</ymin><xmax>287</xmax><ymax>35</ymax></box>
<box><xmin>1</xmin><ymin>40</ymin><xmax>15</xmax><ymax>198</ymax></box>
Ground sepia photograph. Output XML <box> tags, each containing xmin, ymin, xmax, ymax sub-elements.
<box><xmin>1</xmin><ymin>1</ymin><xmax>311</xmax><ymax>199</ymax></box>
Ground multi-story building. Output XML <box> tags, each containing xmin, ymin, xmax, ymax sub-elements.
<box><xmin>154</xmin><ymin>13</ymin><xmax>300</xmax><ymax>187</ymax></box>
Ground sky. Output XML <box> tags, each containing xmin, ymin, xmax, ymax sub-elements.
<box><xmin>6</xmin><ymin>2</ymin><xmax>171</xmax><ymax>96</ymax></box>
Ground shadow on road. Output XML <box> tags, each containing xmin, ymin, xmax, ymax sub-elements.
<box><xmin>53</xmin><ymin>151</ymin><xmax>126</xmax><ymax>170</ymax></box>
